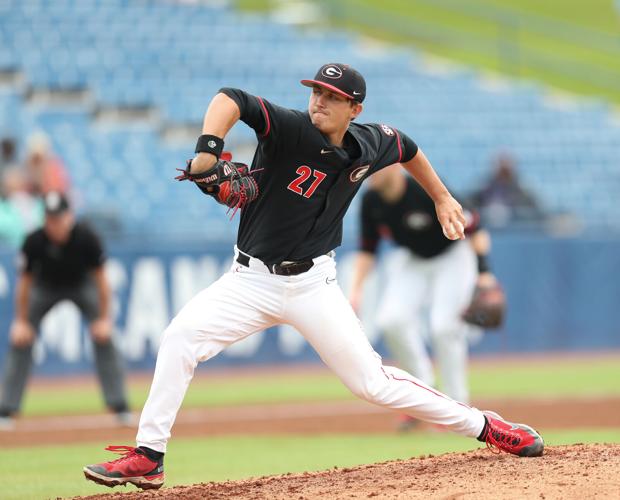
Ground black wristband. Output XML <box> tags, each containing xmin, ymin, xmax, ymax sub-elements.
<box><xmin>477</xmin><ymin>254</ymin><xmax>490</xmax><ymax>274</ymax></box>
<box><xmin>195</xmin><ymin>134</ymin><xmax>224</xmax><ymax>158</ymax></box>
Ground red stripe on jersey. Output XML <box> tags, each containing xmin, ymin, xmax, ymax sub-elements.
<box><xmin>257</xmin><ymin>97</ymin><xmax>271</xmax><ymax>137</ymax></box>
<box><xmin>394</xmin><ymin>129</ymin><xmax>403</xmax><ymax>163</ymax></box>
<box><xmin>381</xmin><ymin>367</ymin><xmax>472</xmax><ymax>410</ymax></box>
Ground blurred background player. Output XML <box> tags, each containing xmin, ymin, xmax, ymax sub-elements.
<box><xmin>0</xmin><ymin>191</ymin><xmax>129</xmax><ymax>430</ymax></box>
<box><xmin>468</xmin><ymin>152</ymin><xmax>544</xmax><ymax>229</ymax></box>
<box><xmin>0</xmin><ymin>167</ymin><xmax>44</xmax><ymax>249</ymax></box>
<box><xmin>0</xmin><ymin>137</ymin><xmax>18</xmax><ymax>176</ymax></box>
<box><xmin>23</xmin><ymin>131</ymin><xmax>71</xmax><ymax>196</ymax></box>
<box><xmin>349</xmin><ymin>164</ymin><xmax>497</xmax><ymax>429</ymax></box>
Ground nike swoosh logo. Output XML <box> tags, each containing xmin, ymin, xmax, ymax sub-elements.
<box><xmin>326</xmin><ymin>277</ymin><xmax>336</xmax><ymax>284</ymax></box>
<box><xmin>321</xmin><ymin>149</ymin><xmax>333</xmax><ymax>154</ymax></box>
<box><xmin>353</xmin><ymin>91</ymin><xmax>362</xmax><ymax>95</ymax></box>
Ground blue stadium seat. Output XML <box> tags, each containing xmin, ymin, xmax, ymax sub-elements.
<box><xmin>0</xmin><ymin>0</ymin><xmax>618</xmax><ymax>238</ymax></box>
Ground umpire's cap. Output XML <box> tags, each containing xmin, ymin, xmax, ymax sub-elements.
<box><xmin>43</xmin><ymin>191</ymin><xmax>70</xmax><ymax>215</ymax></box>
<box><xmin>301</xmin><ymin>63</ymin><xmax>366</xmax><ymax>103</ymax></box>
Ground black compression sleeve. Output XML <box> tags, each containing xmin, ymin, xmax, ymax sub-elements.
<box><xmin>20</xmin><ymin>234</ymin><xmax>36</xmax><ymax>273</ymax></box>
<box><xmin>360</xmin><ymin>193</ymin><xmax>380</xmax><ymax>254</ymax></box>
<box><xmin>477</xmin><ymin>254</ymin><xmax>491</xmax><ymax>273</ymax></box>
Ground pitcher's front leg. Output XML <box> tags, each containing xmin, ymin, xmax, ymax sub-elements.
<box><xmin>137</xmin><ymin>271</ymin><xmax>278</xmax><ymax>452</ymax></box>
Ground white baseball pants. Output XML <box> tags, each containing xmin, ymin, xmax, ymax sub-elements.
<box><xmin>137</xmin><ymin>248</ymin><xmax>485</xmax><ymax>452</ymax></box>
<box><xmin>376</xmin><ymin>241</ymin><xmax>479</xmax><ymax>402</ymax></box>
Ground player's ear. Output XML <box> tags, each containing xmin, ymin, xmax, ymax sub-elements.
<box><xmin>350</xmin><ymin>102</ymin><xmax>363</xmax><ymax>120</ymax></box>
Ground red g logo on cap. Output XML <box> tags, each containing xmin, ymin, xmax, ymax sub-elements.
<box><xmin>322</xmin><ymin>65</ymin><xmax>343</xmax><ymax>79</ymax></box>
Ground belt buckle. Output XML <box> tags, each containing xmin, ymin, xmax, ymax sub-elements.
<box><xmin>275</xmin><ymin>262</ymin><xmax>296</xmax><ymax>276</ymax></box>
<box><xmin>273</xmin><ymin>260</ymin><xmax>313</xmax><ymax>276</ymax></box>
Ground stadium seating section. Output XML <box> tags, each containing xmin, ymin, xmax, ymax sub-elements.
<box><xmin>1</xmin><ymin>0</ymin><xmax>619</xmax><ymax>240</ymax></box>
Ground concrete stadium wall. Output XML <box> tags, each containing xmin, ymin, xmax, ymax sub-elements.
<box><xmin>0</xmin><ymin>234</ymin><xmax>618</xmax><ymax>375</ymax></box>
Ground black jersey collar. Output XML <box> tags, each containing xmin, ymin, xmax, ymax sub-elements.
<box><xmin>305</xmin><ymin>112</ymin><xmax>366</xmax><ymax>164</ymax></box>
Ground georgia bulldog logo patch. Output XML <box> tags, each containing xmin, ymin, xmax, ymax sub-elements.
<box><xmin>350</xmin><ymin>165</ymin><xmax>370</xmax><ymax>182</ymax></box>
<box><xmin>321</xmin><ymin>65</ymin><xmax>343</xmax><ymax>79</ymax></box>
<box><xmin>380</xmin><ymin>124</ymin><xmax>394</xmax><ymax>136</ymax></box>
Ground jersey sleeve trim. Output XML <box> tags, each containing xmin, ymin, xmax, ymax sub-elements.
<box><xmin>394</xmin><ymin>129</ymin><xmax>403</xmax><ymax>163</ymax></box>
<box><xmin>256</xmin><ymin>97</ymin><xmax>271</xmax><ymax>137</ymax></box>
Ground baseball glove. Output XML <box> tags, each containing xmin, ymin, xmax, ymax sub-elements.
<box><xmin>175</xmin><ymin>158</ymin><xmax>259</xmax><ymax>214</ymax></box>
<box><xmin>462</xmin><ymin>282</ymin><xmax>506</xmax><ymax>329</ymax></box>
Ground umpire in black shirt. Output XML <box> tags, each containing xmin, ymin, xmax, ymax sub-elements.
<box><xmin>0</xmin><ymin>192</ymin><xmax>129</xmax><ymax>428</ymax></box>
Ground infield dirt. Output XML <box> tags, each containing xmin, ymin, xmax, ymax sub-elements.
<box><xmin>76</xmin><ymin>443</ymin><xmax>619</xmax><ymax>499</ymax></box>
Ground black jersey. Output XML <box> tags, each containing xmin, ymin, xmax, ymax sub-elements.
<box><xmin>221</xmin><ymin>88</ymin><xmax>418</xmax><ymax>266</ymax></box>
<box><xmin>360</xmin><ymin>178</ymin><xmax>456</xmax><ymax>259</ymax></box>
<box><xmin>19</xmin><ymin>222</ymin><xmax>105</xmax><ymax>287</ymax></box>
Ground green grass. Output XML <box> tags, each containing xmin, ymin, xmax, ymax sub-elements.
<box><xmin>240</xmin><ymin>0</ymin><xmax>620</xmax><ymax>103</ymax></box>
<box><xmin>1</xmin><ymin>429</ymin><xmax>618</xmax><ymax>500</ymax></box>
<box><xmin>21</xmin><ymin>371</ymin><xmax>353</xmax><ymax>417</ymax></box>
<box><xmin>479</xmin><ymin>0</ymin><xmax>620</xmax><ymax>31</ymax></box>
<box><xmin>20</xmin><ymin>356</ymin><xmax>620</xmax><ymax>417</ymax></box>
<box><xmin>468</xmin><ymin>358</ymin><xmax>620</xmax><ymax>398</ymax></box>
<box><xmin>236</xmin><ymin>0</ymin><xmax>272</xmax><ymax>11</ymax></box>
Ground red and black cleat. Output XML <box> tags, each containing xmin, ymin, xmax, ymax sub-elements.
<box><xmin>83</xmin><ymin>445</ymin><xmax>164</xmax><ymax>490</ymax></box>
<box><xmin>480</xmin><ymin>411</ymin><xmax>544</xmax><ymax>457</ymax></box>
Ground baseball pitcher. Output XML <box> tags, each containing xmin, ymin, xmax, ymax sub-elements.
<box><xmin>83</xmin><ymin>63</ymin><xmax>543</xmax><ymax>490</ymax></box>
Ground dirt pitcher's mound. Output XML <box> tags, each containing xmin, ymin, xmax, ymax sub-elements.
<box><xmin>78</xmin><ymin>444</ymin><xmax>619</xmax><ymax>500</ymax></box>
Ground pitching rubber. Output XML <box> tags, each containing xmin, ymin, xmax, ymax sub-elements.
<box><xmin>82</xmin><ymin>467</ymin><xmax>164</xmax><ymax>490</ymax></box>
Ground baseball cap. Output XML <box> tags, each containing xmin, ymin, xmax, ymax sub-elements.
<box><xmin>43</xmin><ymin>191</ymin><xmax>70</xmax><ymax>215</ymax></box>
<box><xmin>301</xmin><ymin>63</ymin><xmax>366</xmax><ymax>103</ymax></box>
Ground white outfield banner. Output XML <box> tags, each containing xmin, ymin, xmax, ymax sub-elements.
<box><xmin>0</xmin><ymin>244</ymin><xmax>384</xmax><ymax>374</ymax></box>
